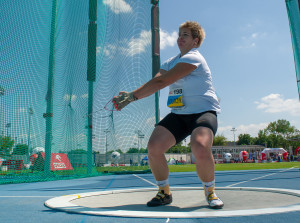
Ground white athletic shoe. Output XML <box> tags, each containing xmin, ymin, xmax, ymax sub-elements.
<box><xmin>204</xmin><ymin>186</ymin><xmax>224</xmax><ymax>209</ymax></box>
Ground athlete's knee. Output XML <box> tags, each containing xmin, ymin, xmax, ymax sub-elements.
<box><xmin>148</xmin><ymin>126</ymin><xmax>176</xmax><ymax>158</ymax></box>
<box><xmin>191</xmin><ymin>127</ymin><xmax>213</xmax><ymax>150</ymax></box>
<box><xmin>147</xmin><ymin>139</ymin><xmax>166</xmax><ymax>157</ymax></box>
<box><xmin>191</xmin><ymin>142</ymin><xmax>212</xmax><ymax>160</ymax></box>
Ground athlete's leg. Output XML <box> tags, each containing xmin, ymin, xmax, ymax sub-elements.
<box><xmin>190</xmin><ymin>126</ymin><xmax>215</xmax><ymax>182</ymax></box>
<box><xmin>147</xmin><ymin>125</ymin><xmax>176</xmax><ymax>182</ymax></box>
<box><xmin>146</xmin><ymin>125</ymin><xmax>176</xmax><ymax>207</ymax></box>
<box><xmin>191</xmin><ymin>126</ymin><xmax>224</xmax><ymax>208</ymax></box>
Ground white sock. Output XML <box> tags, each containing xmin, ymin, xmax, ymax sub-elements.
<box><xmin>157</xmin><ymin>179</ymin><xmax>169</xmax><ymax>188</ymax></box>
<box><xmin>202</xmin><ymin>180</ymin><xmax>215</xmax><ymax>188</ymax></box>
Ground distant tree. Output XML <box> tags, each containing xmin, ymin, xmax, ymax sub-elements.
<box><xmin>127</xmin><ymin>148</ymin><xmax>139</xmax><ymax>153</ymax></box>
<box><xmin>213</xmin><ymin>135</ymin><xmax>227</xmax><ymax>146</ymax></box>
<box><xmin>264</xmin><ymin>119</ymin><xmax>297</xmax><ymax>138</ymax></box>
<box><xmin>167</xmin><ymin>142</ymin><xmax>190</xmax><ymax>154</ymax></box>
<box><xmin>266</xmin><ymin>134</ymin><xmax>284</xmax><ymax>148</ymax></box>
<box><xmin>0</xmin><ymin>136</ymin><xmax>14</xmax><ymax>155</ymax></box>
<box><xmin>68</xmin><ymin>149</ymin><xmax>87</xmax><ymax>154</ymax></box>
<box><xmin>167</xmin><ymin>144</ymin><xmax>182</xmax><ymax>153</ymax></box>
<box><xmin>139</xmin><ymin>148</ymin><xmax>148</xmax><ymax>153</ymax></box>
<box><xmin>237</xmin><ymin>134</ymin><xmax>252</xmax><ymax>145</ymax></box>
<box><xmin>13</xmin><ymin>144</ymin><xmax>29</xmax><ymax>155</ymax></box>
<box><xmin>115</xmin><ymin>149</ymin><xmax>123</xmax><ymax>154</ymax></box>
<box><xmin>253</xmin><ymin>130</ymin><xmax>268</xmax><ymax>146</ymax></box>
<box><xmin>263</xmin><ymin>119</ymin><xmax>299</xmax><ymax>148</ymax></box>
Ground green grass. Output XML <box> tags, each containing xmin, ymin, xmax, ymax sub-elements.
<box><xmin>168</xmin><ymin>162</ymin><xmax>300</xmax><ymax>172</ymax></box>
<box><xmin>1</xmin><ymin>162</ymin><xmax>299</xmax><ymax>185</ymax></box>
<box><xmin>96</xmin><ymin>162</ymin><xmax>300</xmax><ymax>173</ymax></box>
<box><xmin>1</xmin><ymin>162</ymin><xmax>299</xmax><ymax>178</ymax></box>
<box><xmin>96</xmin><ymin>165</ymin><xmax>150</xmax><ymax>174</ymax></box>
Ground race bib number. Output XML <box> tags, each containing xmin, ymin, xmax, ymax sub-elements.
<box><xmin>167</xmin><ymin>88</ymin><xmax>184</xmax><ymax>108</ymax></box>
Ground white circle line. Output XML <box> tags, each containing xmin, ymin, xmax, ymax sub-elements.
<box><xmin>44</xmin><ymin>187</ymin><xmax>300</xmax><ymax>218</ymax></box>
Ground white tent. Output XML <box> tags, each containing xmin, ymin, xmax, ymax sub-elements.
<box><xmin>262</xmin><ymin>148</ymin><xmax>287</xmax><ymax>154</ymax></box>
<box><xmin>168</xmin><ymin>158</ymin><xmax>176</xmax><ymax>165</ymax></box>
<box><xmin>32</xmin><ymin>147</ymin><xmax>45</xmax><ymax>154</ymax></box>
<box><xmin>261</xmin><ymin>148</ymin><xmax>288</xmax><ymax>160</ymax></box>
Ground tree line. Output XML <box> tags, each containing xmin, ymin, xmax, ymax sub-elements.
<box><xmin>213</xmin><ymin>119</ymin><xmax>300</xmax><ymax>151</ymax></box>
<box><xmin>1</xmin><ymin>119</ymin><xmax>299</xmax><ymax>156</ymax></box>
<box><xmin>0</xmin><ymin>136</ymin><xmax>30</xmax><ymax>156</ymax></box>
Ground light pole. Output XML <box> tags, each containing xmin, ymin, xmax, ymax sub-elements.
<box><xmin>135</xmin><ymin>130</ymin><xmax>141</xmax><ymax>151</ymax></box>
<box><xmin>104</xmin><ymin>129</ymin><xmax>110</xmax><ymax>164</ymax></box>
<box><xmin>231</xmin><ymin>127</ymin><xmax>237</xmax><ymax>160</ymax></box>
<box><xmin>135</xmin><ymin>130</ymin><xmax>144</xmax><ymax>165</ymax></box>
<box><xmin>6</xmin><ymin>123</ymin><xmax>11</xmax><ymax>137</ymax></box>
<box><xmin>135</xmin><ymin>130</ymin><xmax>141</xmax><ymax>165</ymax></box>
<box><xmin>138</xmin><ymin>133</ymin><xmax>144</xmax><ymax>150</ymax></box>
<box><xmin>184</xmin><ymin>138</ymin><xmax>188</xmax><ymax>161</ymax></box>
<box><xmin>0</xmin><ymin>86</ymin><xmax>5</xmax><ymax>135</ymax></box>
<box><xmin>27</xmin><ymin>108</ymin><xmax>34</xmax><ymax>154</ymax></box>
<box><xmin>0</xmin><ymin>86</ymin><xmax>4</xmax><ymax>96</ymax></box>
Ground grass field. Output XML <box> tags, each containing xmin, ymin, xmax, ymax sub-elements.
<box><xmin>170</xmin><ymin>162</ymin><xmax>300</xmax><ymax>172</ymax></box>
<box><xmin>96</xmin><ymin>161</ymin><xmax>300</xmax><ymax>173</ymax></box>
<box><xmin>0</xmin><ymin>162</ymin><xmax>299</xmax><ymax>185</ymax></box>
<box><xmin>1</xmin><ymin>162</ymin><xmax>299</xmax><ymax>179</ymax></box>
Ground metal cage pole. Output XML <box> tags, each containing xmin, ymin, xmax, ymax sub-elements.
<box><xmin>44</xmin><ymin>0</ymin><xmax>58</xmax><ymax>175</ymax></box>
<box><xmin>151</xmin><ymin>0</ymin><xmax>160</xmax><ymax>124</ymax></box>
<box><xmin>285</xmin><ymin>0</ymin><xmax>300</xmax><ymax>99</ymax></box>
<box><xmin>86</xmin><ymin>0</ymin><xmax>97</xmax><ymax>175</ymax></box>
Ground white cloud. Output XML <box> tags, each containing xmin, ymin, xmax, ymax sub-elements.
<box><xmin>96</xmin><ymin>28</ymin><xmax>178</xmax><ymax>58</ymax></box>
<box><xmin>251</xmin><ymin>33</ymin><xmax>258</xmax><ymax>39</ymax></box>
<box><xmin>97</xmin><ymin>30</ymin><xmax>151</xmax><ymax>58</ymax></box>
<box><xmin>97</xmin><ymin>44</ymin><xmax>119</xmax><ymax>59</ymax></box>
<box><xmin>160</xmin><ymin>29</ymin><xmax>177</xmax><ymax>50</ymax></box>
<box><xmin>63</xmin><ymin>94</ymin><xmax>77</xmax><ymax>102</ymax></box>
<box><xmin>103</xmin><ymin>0</ymin><xmax>132</xmax><ymax>14</ymax></box>
<box><xmin>18</xmin><ymin>133</ymin><xmax>29</xmax><ymax>140</ymax></box>
<box><xmin>17</xmin><ymin>108</ymin><xmax>26</xmax><ymax>113</ymax></box>
<box><xmin>234</xmin><ymin>32</ymin><xmax>267</xmax><ymax>50</ymax></box>
<box><xmin>146</xmin><ymin>116</ymin><xmax>156</xmax><ymax>126</ymax></box>
<box><xmin>81</xmin><ymin>94</ymin><xmax>88</xmax><ymax>99</ymax></box>
<box><xmin>218</xmin><ymin>123</ymin><xmax>268</xmax><ymax>141</ymax></box>
<box><xmin>236</xmin><ymin>123</ymin><xmax>268</xmax><ymax>136</ymax></box>
<box><xmin>255</xmin><ymin>94</ymin><xmax>300</xmax><ymax>116</ymax></box>
<box><xmin>128</xmin><ymin>30</ymin><xmax>151</xmax><ymax>56</ymax></box>
<box><xmin>16</xmin><ymin>107</ymin><xmax>36</xmax><ymax>114</ymax></box>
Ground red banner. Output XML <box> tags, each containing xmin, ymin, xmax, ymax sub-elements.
<box><xmin>38</xmin><ymin>152</ymin><xmax>73</xmax><ymax>171</ymax></box>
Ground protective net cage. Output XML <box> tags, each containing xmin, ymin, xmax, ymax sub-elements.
<box><xmin>0</xmin><ymin>0</ymin><xmax>157</xmax><ymax>184</ymax></box>
<box><xmin>285</xmin><ymin>0</ymin><xmax>300</xmax><ymax>99</ymax></box>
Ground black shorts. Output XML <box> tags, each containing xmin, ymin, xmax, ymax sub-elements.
<box><xmin>157</xmin><ymin>111</ymin><xmax>218</xmax><ymax>144</ymax></box>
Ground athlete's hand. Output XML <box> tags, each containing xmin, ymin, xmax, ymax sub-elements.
<box><xmin>112</xmin><ymin>91</ymin><xmax>137</xmax><ymax>111</ymax></box>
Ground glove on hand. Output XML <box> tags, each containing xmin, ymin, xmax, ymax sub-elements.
<box><xmin>112</xmin><ymin>91</ymin><xmax>137</xmax><ymax>111</ymax></box>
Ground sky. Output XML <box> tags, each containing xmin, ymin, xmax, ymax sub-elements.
<box><xmin>157</xmin><ymin>0</ymin><xmax>300</xmax><ymax>141</ymax></box>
